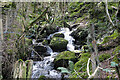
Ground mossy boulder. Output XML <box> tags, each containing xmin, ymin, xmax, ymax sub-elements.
<box><xmin>74</xmin><ymin>53</ymin><xmax>91</xmax><ymax>71</ymax></box>
<box><xmin>55</xmin><ymin>51</ymin><xmax>76</xmax><ymax>61</ymax></box>
<box><xmin>99</xmin><ymin>53</ymin><xmax>110</xmax><ymax>62</ymax></box>
<box><xmin>54</xmin><ymin>51</ymin><xmax>77</xmax><ymax>69</ymax></box>
<box><xmin>50</xmin><ymin>37</ymin><xmax>68</xmax><ymax>52</ymax></box>
<box><xmin>71</xmin><ymin>28</ymin><xmax>88</xmax><ymax>45</ymax></box>
<box><xmin>53</xmin><ymin>33</ymin><xmax>64</xmax><ymax>38</ymax></box>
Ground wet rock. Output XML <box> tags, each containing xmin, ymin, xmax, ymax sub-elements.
<box><xmin>33</xmin><ymin>45</ymin><xmax>47</xmax><ymax>55</ymax></box>
<box><xmin>54</xmin><ymin>59</ymin><xmax>69</xmax><ymax>70</ymax></box>
<box><xmin>53</xmin><ymin>33</ymin><xmax>64</xmax><ymax>38</ymax></box>
<box><xmin>49</xmin><ymin>37</ymin><xmax>68</xmax><ymax>52</ymax></box>
<box><xmin>54</xmin><ymin>51</ymin><xmax>77</xmax><ymax>69</ymax></box>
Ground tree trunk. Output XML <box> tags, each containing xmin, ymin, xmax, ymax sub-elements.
<box><xmin>89</xmin><ymin>24</ymin><xmax>100</xmax><ymax>78</ymax></box>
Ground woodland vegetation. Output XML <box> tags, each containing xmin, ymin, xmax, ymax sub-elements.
<box><xmin>0</xmin><ymin>1</ymin><xmax>120</xmax><ymax>79</ymax></box>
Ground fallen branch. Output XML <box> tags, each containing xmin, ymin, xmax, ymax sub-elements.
<box><xmin>87</xmin><ymin>53</ymin><xmax>118</xmax><ymax>79</ymax></box>
<box><xmin>29</xmin><ymin>47</ymin><xmax>43</xmax><ymax>60</ymax></box>
<box><xmin>87</xmin><ymin>58</ymin><xmax>103</xmax><ymax>78</ymax></box>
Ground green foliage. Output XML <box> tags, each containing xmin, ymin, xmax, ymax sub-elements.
<box><xmin>103</xmin><ymin>68</ymin><xmax>112</xmax><ymax>72</ymax></box>
<box><xmin>57</xmin><ymin>67</ymin><xmax>70</xmax><ymax>74</ymax></box>
<box><xmin>25</xmin><ymin>38</ymin><xmax>32</xmax><ymax>46</ymax></box>
<box><xmin>111</xmin><ymin>62</ymin><xmax>118</xmax><ymax>67</ymax></box>
<box><xmin>42</xmin><ymin>39</ymin><xmax>48</xmax><ymax>45</ymax></box>
<box><xmin>99</xmin><ymin>53</ymin><xmax>110</xmax><ymax>62</ymax></box>
<box><xmin>55</xmin><ymin>51</ymin><xmax>76</xmax><ymax>61</ymax></box>
<box><xmin>57</xmin><ymin>60</ymin><xmax>74</xmax><ymax>74</ymax></box>
<box><xmin>68</xmin><ymin>61</ymin><xmax>74</xmax><ymax>72</ymax></box>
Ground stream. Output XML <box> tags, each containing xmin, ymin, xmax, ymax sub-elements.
<box><xmin>31</xmin><ymin>27</ymin><xmax>79</xmax><ymax>79</ymax></box>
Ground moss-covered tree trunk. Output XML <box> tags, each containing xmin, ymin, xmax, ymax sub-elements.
<box><xmin>13</xmin><ymin>59</ymin><xmax>33</xmax><ymax>78</ymax></box>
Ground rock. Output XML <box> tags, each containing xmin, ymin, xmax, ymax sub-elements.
<box><xmin>70</xmin><ymin>27</ymin><xmax>88</xmax><ymax>45</ymax></box>
<box><xmin>49</xmin><ymin>37</ymin><xmax>68</xmax><ymax>52</ymax></box>
<box><xmin>53</xmin><ymin>33</ymin><xmax>64</xmax><ymax>38</ymax></box>
<box><xmin>45</xmin><ymin>25</ymin><xmax>58</xmax><ymax>35</ymax></box>
<box><xmin>54</xmin><ymin>51</ymin><xmax>77</xmax><ymax>69</ymax></box>
<box><xmin>33</xmin><ymin>45</ymin><xmax>47</xmax><ymax>55</ymax></box>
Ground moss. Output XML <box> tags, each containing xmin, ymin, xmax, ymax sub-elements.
<box><xmin>53</xmin><ymin>33</ymin><xmax>64</xmax><ymax>38</ymax></box>
<box><xmin>55</xmin><ymin>51</ymin><xmax>76</xmax><ymax>61</ymax></box>
<box><xmin>99</xmin><ymin>53</ymin><xmax>110</xmax><ymax>62</ymax></box>
<box><xmin>38</xmin><ymin>75</ymin><xmax>46</xmax><ymax>80</ymax></box>
<box><xmin>112</xmin><ymin>46</ymin><xmax>120</xmax><ymax>54</ymax></box>
<box><xmin>74</xmin><ymin>53</ymin><xmax>91</xmax><ymax>71</ymax></box>
<box><xmin>101</xmin><ymin>30</ymin><xmax>120</xmax><ymax>44</ymax></box>
<box><xmin>50</xmin><ymin>37</ymin><xmax>68</xmax><ymax>52</ymax></box>
<box><xmin>70</xmin><ymin>72</ymin><xmax>88</xmax><ymax>79</ymax></box>
<box><xmin>112</xmin><ymin>55</ymin><xmax>119</xmax><ymax>63</ymax></box>
<box><xmin>42</xmin><ymin>39</ymin><xmax>48</xmax><ymax>45</ymax></box>
<box><xmin>79</xmin><ymin>53</ymin><xmax>91</xmax><ymax>60</ymax></box>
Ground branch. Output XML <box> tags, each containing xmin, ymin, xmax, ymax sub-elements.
<box><xmin>29</xmin><ymin>47</ymin><xmax>43</xmax><ymax>60</ymax></box>
<box><xmin>87</xmin><ymin>58</ymin><xmax>102</xmax><ymax>78</ymax></box>
<box><xmin>87</xmin><ymin>53</ymin><xmax>118</xmax><ymax>79</ymax></box>
<box><xmin>87</xmin><ymin>58</ymin><xmax>91</xmax><ymax>77</ymax></box>
<box><xmin>105</xmin><ymin>0</ymin><xmax>115</xmax><ymax>27</ymax></box>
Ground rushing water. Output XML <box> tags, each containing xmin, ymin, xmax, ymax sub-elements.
<box><xmin>31</xmin><ymin>28</ymin><xmax>77</xmax><ymax>79</ymax></box>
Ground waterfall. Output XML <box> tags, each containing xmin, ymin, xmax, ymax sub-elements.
<box><xmin>31</xmin><ymin>27</ymin><xmax>77</xmax><ymax>79</ymax></box>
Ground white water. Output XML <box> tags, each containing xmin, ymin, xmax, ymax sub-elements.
<box><xmin>47</xmin><ymin>28</ymin><xmax>76</xmax><ymax>51</ymax></box>
<box><xmin>32</xmin><ymin>28</ymin><xmax>77</xmax><ymax>79</ymax></box>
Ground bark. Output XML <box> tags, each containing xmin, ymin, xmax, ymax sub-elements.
<box><xmin>89</xmin><ymin>24</ymin><xmax>100</xmax><ymax>78</ymax></box>
<box><xmin>0</xmin><ymin>7</ymin><xmax>3</xmax><ymax>41</ymax></box>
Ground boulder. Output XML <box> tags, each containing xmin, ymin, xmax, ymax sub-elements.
<box><xmin>33</xmin><ymin>45</ymin><xmax>47</xmax><ymax>55</ymax></box>
<box><xmin>54</xmin><ymin>51</ymin><xmax>77</xmax><ymax>69</ymax></box>
<box><xmin>45</xmin><ymin>25</ymin><xmax>58</xmax><ymax>35</ymax></box>
<box><xmin>70</xmin><ymin>27</ymin><xmax>88</xmax><ymax>45</ymax></box>
<box><xmin>53</xmin><ymin>33</ymin><xmax>64</xmax><ymax>38</ymax></box>
<box><xmin>49</xmin><ymin>37</ymin><xmax>68</xmax><ymax>52</ymax></box>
